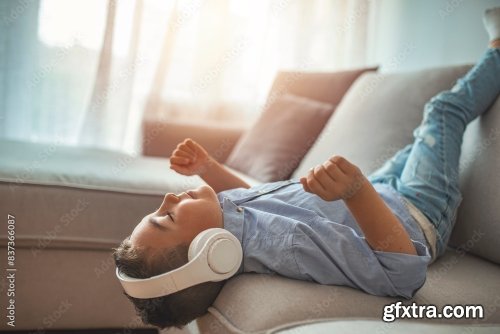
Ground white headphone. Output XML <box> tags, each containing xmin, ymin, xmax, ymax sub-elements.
<box><xmin>116</xmin><ymin>228</ymin><xmax>242</xmax><ymax>299</ymax></box>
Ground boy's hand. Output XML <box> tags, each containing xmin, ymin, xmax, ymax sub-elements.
<box><xmin>169</xmin><ymin>138</ymin><xmax>214</xmax><ymax>176</ymax></box>
<box><xmin>300</xmin><ymin>156</ymin><xmax>367</xmax><ymax>201</ymax></box>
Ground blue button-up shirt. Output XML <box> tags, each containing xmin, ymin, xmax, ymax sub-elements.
<box><xmin>218</xmin><ymin>180</ymin><xmax>431</xmax><ymax>299</ymax></box>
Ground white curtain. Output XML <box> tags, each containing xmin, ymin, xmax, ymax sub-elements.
<box><xmin>0</xmin><ymin>0</ymin><xmax>373</xmax><ymax>154</ymax></box>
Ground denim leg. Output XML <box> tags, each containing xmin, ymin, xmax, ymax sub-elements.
<box><xmin>367</xmin><ymin>144</ymin><xmax>413</xmax><ymax>190</ymax></box>
<box><xmin>396</xmin><ymin>48</ymin><xmax>500</xmax><ymax>256</ymax></box>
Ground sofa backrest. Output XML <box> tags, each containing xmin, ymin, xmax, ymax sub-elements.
<box><xmin>292</xmin><ymin>64</ymin><xmax>500</xmax><ymax>265</ymax></box>
<box><xmin>452</xmin><ymin>94</ymin><xmax>500</xmax><ymax>264</ymax></box>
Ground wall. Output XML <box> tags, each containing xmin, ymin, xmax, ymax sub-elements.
<box><xmin>367</xmin><ymin>0</ymin><xmax>500</xmax><ymax>72</ymax></box>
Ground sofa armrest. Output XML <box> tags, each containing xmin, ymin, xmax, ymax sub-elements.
<box><xmin>142</xmin><ymin>118</ymin><xmax>246</xmax><ymax>163</ymax></box>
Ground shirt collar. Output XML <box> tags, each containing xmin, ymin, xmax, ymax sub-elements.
<box><xmin>218</xmin><ymin>180</ymin><xmax>300</xmax><ymax>205</ymax></box>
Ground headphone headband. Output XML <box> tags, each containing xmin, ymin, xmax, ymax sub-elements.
<box><xmin>116</xmin><ymin>228</ymin><xmax>242</xmax><ymax>299</ymax></box>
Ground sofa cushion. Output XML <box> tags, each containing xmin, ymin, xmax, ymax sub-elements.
<box><xmin>225</xmin><ymin>94</ymin><xmax>334</xmax><ymax>182</ymax></box>
<box><xmin>197</xmin><ymin>250</ymin><xmax>500</xmax><ymax>333</ymax></box>
<box><xmin>291</xmin><ymin>64</ymin><xmax>500</xmax><ymax>264</ymax></box>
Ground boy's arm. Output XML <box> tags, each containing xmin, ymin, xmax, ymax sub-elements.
<box><xmin>170</xmin><ymin>138</ymin><xmax>250</xmax><ymax>193</ymax></box>
<box><xmin>197</xmin><ymin>156</ymin><xmax>250</xmax><ymax>193</ymax></box>
<box><xmin>300</xmin><ymin>156</ymin><xmax>417</xmax><ymax>255</ymax></box>
<box><xmin>342</xmin><ymin>179</ymin><xmax>417</xmax><ymax>255</ymax></box>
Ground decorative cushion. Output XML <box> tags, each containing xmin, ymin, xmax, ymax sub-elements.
<box><xmin>225</xmin><ymin>67</ymin><xmax>378</xmax><ymax>182</ymax></box>
<box><xmin>225</xmin><ymin>94</ymin><xmax>334</xmax><ymax>182</ymax></box>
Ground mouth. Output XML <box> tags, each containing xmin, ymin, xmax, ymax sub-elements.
<box><xmin>186</xmin><ymin>190</ymin><xmax>196</xmax><ymax>199</ymax></box>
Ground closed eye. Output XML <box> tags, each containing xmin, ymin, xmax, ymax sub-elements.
<box><xmin>148</xmin><ymin>217</ymin><xmax>168</xmax><ymax>231</ymax></box>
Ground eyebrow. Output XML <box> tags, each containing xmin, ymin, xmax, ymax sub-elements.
<box><xmin>148</xmin><ymin>217</ymin><xmax>168</xmax><ymax>231</ymax></box>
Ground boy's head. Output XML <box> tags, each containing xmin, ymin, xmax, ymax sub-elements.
<box><xmin>113</xmin><ymin>185</ymin><xmax>226</xmax><ymax>329</ymax></box>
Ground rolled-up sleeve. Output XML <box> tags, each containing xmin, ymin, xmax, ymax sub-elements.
<box><xmin>292</xmin><ymin>218</ymin><xmax>431</xmax><ymax>299</ymax></box>
<box><xmin>373</xmin><ymin>241</ymin><xmax>431</xmax><ymax>298</ymax></box>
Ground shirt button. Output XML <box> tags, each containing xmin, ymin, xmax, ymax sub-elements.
<box><xmin>236</xmin><ymin>207</ymin><xmax>244</xmax><ymax>213</ymax></box>
<box><xmin>257</xmin><ymin>190</ymin><xmax>265</xmax><ymax>194</ymax></box>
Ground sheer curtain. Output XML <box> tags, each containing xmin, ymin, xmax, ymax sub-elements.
<box><xmin>0</xmin><ymin>0</ymin><xmax>373</xmax><ymax>154</ymax></box>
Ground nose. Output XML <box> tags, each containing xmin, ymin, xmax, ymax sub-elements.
<box><xmin>157</xmin><ymin>192</ymin><xmax>190</xmax><ymax>215</ymax></box>
<box><xmin>163</xmin><ymin>191</ymin><xmax>191</xmax><ymax>205</ymax></box>
<box><xmin>157</xmin><ymin>193</ymin><xmax>179</xmax><ymax>212</ymax></box>
<box><xmin>164</xmin><ymin>193</ymin><xmax>181</xmax><ymax>203</ymax></box>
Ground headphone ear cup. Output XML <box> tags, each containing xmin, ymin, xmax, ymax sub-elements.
<box><xmin>206</xmin><ymin>231</ymin><xmax>242</xmax><ymax>275</ymax></box>
<box><xmin>188</xmin><ymin>228</ymin><xmax>218</xmax><ymax>261</ymax></box>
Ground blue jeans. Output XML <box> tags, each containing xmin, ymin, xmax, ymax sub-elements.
<box><xmin>368</xmin><ymin>48</ymin><xmax>500</xmax><ymax>257</ymax></box>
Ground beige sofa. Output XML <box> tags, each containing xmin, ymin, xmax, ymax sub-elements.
<box><xmin>1</xmin><ymin>64</ymin><xmax>499</xmax><ymax>333</ymax></box>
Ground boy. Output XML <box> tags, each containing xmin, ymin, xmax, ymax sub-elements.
<box><xmin>113</xmin><ymin>8</ymin><xmax>500</xmax><ymax>330</ymax></box>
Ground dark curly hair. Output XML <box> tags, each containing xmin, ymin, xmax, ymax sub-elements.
<box><xmin>113</xmin><ymin>238</ymin><xmax>225</xmax><ymax>329</ymax></box>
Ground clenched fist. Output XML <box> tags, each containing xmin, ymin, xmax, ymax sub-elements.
<box><xmin>300</xmin><ymin>156</ymin><xmax>367</xmax><ymax>201</ymax></box>
<box><xmin>169</xmin><ymin>138</ymin><xmax>213</xmax><ymax>176</ymax></box>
